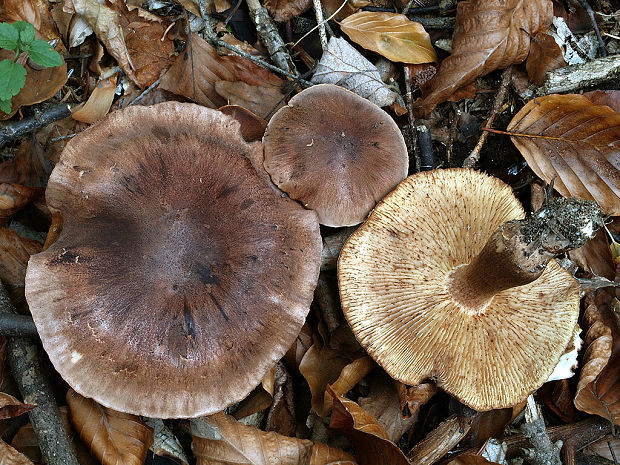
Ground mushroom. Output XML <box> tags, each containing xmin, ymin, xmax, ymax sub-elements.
<box><xmin>25</xmin><ymin>102</ymin><xmax>322</xmax><ymax>418</ymax></box>
<box><xmin>262</xmin><ymin>84</ymin><xmax>409</xmax><ymax>228</ymax></box>
<box><xmin>338</xmin><ymin>169</ymin><xmax>602</xmax><ymax>410</ymax></box>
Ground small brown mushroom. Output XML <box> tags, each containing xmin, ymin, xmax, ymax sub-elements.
<box><xmin>338</xmin><ymin>169</ymin><xmax>600</xmax><ymax>411</ymax></box>
<box><xmin>25</xmin><ymin>102</ymin><xmax>322</xmax><ymax>418</ymax></box>
<box><xmin>263</xmin><ymin>84</ymin><xmax>409</xmax><ymax>227</ymax></box>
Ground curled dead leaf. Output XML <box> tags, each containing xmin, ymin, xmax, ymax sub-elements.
<box><xmin>507</xmin><ymin>94</ymin><xmax>620</xmax><ymax>215</ymax></box>
<box><xmin>233</xmin><ymin>365</ymin><xmax>276</xmax><ymax>419</ymax></box>
<box><xmin>328</xmin><ymin>388</ymin><xmax>409</xmax><ymax>465</ymax></box>
<box><xmin>321</xmin><ymin>356</ymin><xmax>375</xmax><ymax>416</ymax></box>
<box><xmin>218</xmin><ymin>105</ymin><xmax>267</xmax><ymax>142</ymax></box>
<box><xmin>417</xmin><ymin>0</ymin><xmax>552</xmax><ymax>114</ymax></box>
<box><xmin>340</xmin><ymin>12</ymin><xmax>437</xmax><ymax>64</ymax></box>
<box><xmin>191</xmin><ymin>412</ymin><xmax>357</xmax><ymax>465</ymax></box>
<box><xmin>67</xmin><ymin>389</ymin><xmax>154</xmax><ymax>465</ymax></box>
<box><xmin>0</xmin><ymin>184</ymin><xmax>43</xmax><ymax>225</ymax></box>
<box><xmin>526</xmin><ymin>31</ymin><xmax>566</xmax><ymax>85</ymax></box>
<box><xmin>72</xmin><ymin>76</ymin><xmax>117</xmax><ymax>123</ymax></box>
<box><xmin>0</xmin><ymin>227</ymin><xmax>42</xmax><ymax>288</ymax></box>
<box><xmin>264</xmin><ymin>0</ymin><xmax>312</xmax><ymax>22</ymax></box>
<box><xmin>583</xmin><ymin>90</ymin><xmax>620</xmax><ymax>114</ymax></box>
<box><xmin>0</xmin><ymin>392</ymin><xmax>35</xmax><ymax>419</ymax></box>
<box><xmin>214</xmin><ymin>80</ymin><xmax>285</xmax><ymax>120</ymax></box>
<box><xmin>574</xmin><ymin>290</ymin><xmax>620</xmax><ymax>425</ymax></box>
<box><xmin>0</xmin><ymin>439</ymin><xmax>35</xmax><ymax>465</ymax></box>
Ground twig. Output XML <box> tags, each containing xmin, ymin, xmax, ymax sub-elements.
<box><xmin>128</xmin><ymin>76</ymin><xmax>163</xmax><ymax>106</ymax></box>
<box><xmin>403</xmin><ymin>66</ymin><xmax>420</xmax><ymax>173</ymax></box>
<box><xmin>196</xmin><ymin>0</ymin><xmax>217</xmax><ymax>42</ymax></box>
<box><xmin>0</xmin><ymin>104</ymin><xmax>73</xmax><ymax>148</ymax></box>
<box><xmin>407</xmin><ymin>16</ymin><xmax>455</xmax><ymax>29</ymax></box>
<box><xmin>576</xmin><ymin>0</ymin><xmax>607</xmax><ymax>57</ymax></box>
<box><xmin>463</xmin><ymin>67</ymin><xmax>512</xmax><ymax>168</ymax></box>
<box><xmin>445</xmin><ymin>104</ymin><xmax>461</xmax><ymax>167</ymax></box>
<box><xmin>0</xmin><ymin>281</ymin><xmax>80</xmax><ymax>465</ymax></box>
<box><xmin>245</xmin><ymin>0</ymin><xmax>299</xmax><ymax>76</ymax></box>
<box><xmin>401</xmin><ymin>0</ymin><xmax>424</xmax><ymax>15</ymax></box>
<box><xmin>313</xmin><ymin>0</ymin><xmax>328</xmax><ymax>51</ymax></box>
<box><xmin>521</xmin><ymin>395</ymin><xmax>562</xmax><ymax>465</ymax></box>
<box><xmin>0</xmin><ymin>313</ymin><xmax>37</xmax><ymax>336</ymax></box>
<box><xmin>537</xmin><ymin>54</ymin><xmax>620</xmax><ymax>95</ymax></box>
<box><xmin>416</xmin><ymin>123</ymin><xmax>435</xmax><ymax>171</ymax></box>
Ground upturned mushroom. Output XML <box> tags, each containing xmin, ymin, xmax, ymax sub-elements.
<box><xmin>338</xmin><ymin>169</ymin><xmax>603</xmax><ymax>410</ymax></box>
<box><xmin>262</xmin><ymin>84</ymin><xmax>409</xmax><ymax>227</ymax></box>
<box><xmin>25</xmin><ymin>102</ymin><xmax>322</xmax><ymax>418</ymax></box>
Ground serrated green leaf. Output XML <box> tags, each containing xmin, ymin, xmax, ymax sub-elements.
<box><xmin>0</xmin><ymin>22</ymin><xmax>19</xmax><ymax>52</ymax></box>
<box><xmin>26</xmin><ymin>40</ymin><xmax>63</xmax><ymax>67</ymax></box>
<box><xmin>15</xmin><ymin>21</ymin><xmax>35</xmax><ymax>46</ymax></box>
<box><xmin>0</xmin><ymin>60</ymin><xmax>27</xmax><ymax>100</ymax></box>
<box><xmin>0</xmin><ymin>98</ymin><xmax>12</xmax><ymax>115</ymax></box>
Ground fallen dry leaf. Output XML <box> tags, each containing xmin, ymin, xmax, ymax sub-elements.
<box><xmin>329</xmin><ymin>389</ymin><xmax>409</xmax><ymax>465</ymax></box>
<box><xmin>583</xmin><ymin>90</ymin><xmax>620</xmax><ymax>114</ymax></box>
<box><xmin>265</xmin><ymin>362</ymin><xmax>297</xmax><ymax>437</ymax></box>
<box><xmin>507</xmin><ymin>94</ymin><xmax>620</xmax><ymax>215</ymax></box>
<box><xmin>395</xmin><ymin>381</ymin><xmax>438</xmax><ymax>418</ymax></box>
<box><xmin>0</xmin><ymin>392</ymin><xmax>35</xmax><ymax>420</ymax></box>
<box><xmin>0</xmin><ymin>0</ymin><xmax>64</xmax><ymax>44</ymax></box>
<box><xmin>526</xmin><ymin>31</ymin><xmax>566</xmax><ymax>85</ymax></box>
<box><xmin>234</xmin><ymin>365</ymin><xmax>276</xmax><ymax>419</ymax></box>
<box><xmin>191</xmin><ymin>412</ymin><xmax>357</xmax><ymax>465</ymax></box>
<box><xmin>340</xmin><ymin>12</ymin><xmax>436</xmax><ymax>64</ymax></box>
<box><xmin>0</xmin><ymin>440</ymin><xmax>35</xmax><ymax>465</ymax></box>
<box><xmin>160</xmin><ymin>34</ymin><xmax>284</xmax><ymax>111</ymax></box>
<box><xmin>67</xmin><ymin>389</ymin><xmax>154</xmax><ymax>465</ymax></box>
<box><xmin>0</xmin><ymin>184</ymin><xmax>44</xmax><ymax>225</ymax></box>
<box><xmin>446</xmin><ymin>456</ymin><xmax>501</xmax><ymax>465</ymax></box>
<box><xmin>215</xmin><ymin>80</ymin><xmax>285</xmax><ymax>120</ymax></box>
<box><xmin>311</xmin><ymin>37</ymin><xmax>397</xmax><ymax>108</ymax></box>
<box><xmin>417</xmin><ymin>0</ymin><xmax>552</xmax><ymax>114</ymax></box>
<box><xmin>574</xmin><ymin>290</ymin><xmax>620</xmax><ymax>425</ymax></box>
<box><xmin>537</xmin><ymin>379</ymin><xmax>578</xmax><ymax>423</ymax></box>
<box><xmin>219</xmin><ymin>105</ymin><xmax>268</xmax><ymax>142</ymax></box>
<box><xmin>570</xmin><ymin>219</ymin><xmax>619</xmax><ymax>281</ymax></box>
<box><xmin>321</xmin><ymin>356</ymin><xmax>375</xmax><ymax>416</ymax></box>
<box><xmin>264</xmin><ymin>0</ymin><xmax>312</xmax><ymax>22</ymax></box>
<box><xmin>144</xmin><ymin>418</ymin><xmax>189</xmax><ymax>465</ymax></box>
<box><xmin>584</xmin><ymin>434</ymin><xmax>620</xmax><ymax>461</ymax></box>
<box><xmin>72</xmin><ymin>76</ymin><xmax>118</xmax><ymax>123</ymax></box>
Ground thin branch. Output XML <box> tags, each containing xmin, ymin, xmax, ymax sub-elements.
<box><xmin>0</xmin><ymin>313</ymin><xmax>37</xmax><ymax>337</ymax></box>
<box><xmin>0</xmin><ymin>281</ymin><xmax>80</xmax><ymax>465</ymax></box>
<box><xmin>576</xmin><ymin>0</ymin><xmax>607</xmax><ymax>57</ymax></box>
<box><xmin>313</xmin><ymin>0</ymin><xmax>328</xmax><ymax>50</ymax></box>
<box><xmin>0</xmin><ymin>104</ymin><xmax>73</xmax><ymax>148</ymax></box>
<box><xmin>403</xmin><ymin>66</ymin><xmax>420</xmax><ymax>173</ymax></box>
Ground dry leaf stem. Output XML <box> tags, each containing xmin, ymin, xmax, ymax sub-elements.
<box><xmin>537</xmin><ymin>54</ymin><xmax>620</xmax><ymax>95</ymax></box>
<box><xmin>245</xmin><ymin>0</ymin><xmax>299</xmax><ymax>75</ymax></box>
<box><xmin>0</xmin><ymin>104</ymin><xmax>73</xmax><ymax>148</ymax></box>
<box><xmin>463</xmin><ymin>66</ymin><xmax>512</xmax><ymax>168</ymax></box>
<box><xmin>0</xmin><ymin>281</ymin><xmax>80</xmax><ymax>465</ymax></box>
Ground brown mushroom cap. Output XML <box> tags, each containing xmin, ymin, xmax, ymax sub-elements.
<box><xmin>338</xmin><ymin>169</ymin><xmax>579</xmax><ymax>410</ymax></box>
<box><xmin>263</xmin><ymin>84</ymin><xmax>408</xmax><ymax>227</ymax></box>
<box><xmin>25</xmin><ymin>102</ymin><xmax>322</xmax><ymax>418</ymax></box>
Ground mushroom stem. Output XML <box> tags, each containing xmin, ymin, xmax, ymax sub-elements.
<box><xmin>447</xmin><ymin>197</ymin><xmax>605</xmax><ymax>313</ymax></box>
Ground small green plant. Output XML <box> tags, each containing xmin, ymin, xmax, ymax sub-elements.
<box><xmin>0</xmin><ymin>21</ymin><xmax>63</xmax><ymax>114</ymax></box>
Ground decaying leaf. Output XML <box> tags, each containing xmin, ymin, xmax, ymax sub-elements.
<box><xmin>214</xmin><ymin>80</ymin><xmax>285</xmax><ymax>120</ymax></box>
<box><xmin>143</xmin><ymin>418</ymin><xmax>189</xmax><ymax>465</ymax></box>
<box><xmin>340</xmin><ymin>12</ymin><xmax>436</xmax><ymax>64</ymax></box>
<box><xmin>583</xmin><ymin>90</ymin><xmax>620</xmax><ymax>114</ymax></box>
<box><xmin>234</xmin><ymin>365</ymin><xmax>276</xmax><ymax>419</ymax></box>
<box><xmin>584</xmin><ymin>434</ymin><xmax>620</xmax><ymax>461</ymax></box>
<box><xmin>526</xmin><ymin>31</ymin><xmax>566</xmax><ymax>85</ymax></box>
<box><xmin>570</xmin><ymin>219</ymin><xmax>619</xmax><ymax>281</ymax></box>
<box><xmin>160</xmin><ymin>34</ymin><xmax>284</xmax><ymax>111</ymax></box>
<box><xmin>67</xmin><ymin>389</ymin><xmax>154</xmax><ymax>465</ymax></box>
<box><xmin>218</xmin><ymin>105</ymin><xmax>268</xmax><ymax>142</ymax></box>
<box><xmin>0</xmin><ymin>228</ymin><xmax>42</xmax><ymax>289</ymax></box>
<box><xmin>446</xmin><ymin>456</ymin><xmax>501</xmax><ymax>465</ymax></box>
<box><xmin>507</xmin><ymin>94</ymin><xmax>620</xmax><ymax>215</ymax></box>
<box><xmin>311</xmin><ymin>37</ymin><xmax>397</xmax><ymax>108</ymax></box>
<box><xmin>417</xmin><ymin>0</ymin><xmax>552</xmax><ymax>114</ymax></box>
<box><xmin>0</xmin><ymin>392</ymin><xmax>35</xmax><ymax>419</ymax></box>
<box><xmin>0</xmin><ymin>0</ymin><xmax>64</xmax><ymax>44</ymax></box>
<box><xmin>0</xmin><ymin>439</ymin><xmax>35</xmax><ymax>465</ymax></box>
<box><xmin>395</xmin><ymin>381</ymin><xmax>438</xmax><ymax>419</ymax></box>
<box><xmin>264</xmin><ymin>0</ymin><xmax>312</xmax><ymax>22</ymax></box>
<box><xmin>72</xmin><ymin>76</ymin><xmax>117</xmax><ymax>123</ymax></box>
<box><xmin>328</xmin><ymin>389</ymin><xmax>409</xmax><ymax>465</ymax></box>
<box><xmin>191</xmin><ymin>412</ymin><xmax>357</xmax><ymax>465</ymax></box>
<box><xmin>574</xmin><ymin>290</ymin><xmax>620</xmax><ymax>425</ymax></box>
<box><xmin>321</xmin><ymin>356</ymin><xmax>375</xmax><ymax>416</ymax></box>
<box><xmin>0</xmin><ymin>184</ymin><xmax>43</xmax><ymax>225</ymax></box>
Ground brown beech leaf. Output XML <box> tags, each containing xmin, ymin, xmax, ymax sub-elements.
<box><xmin>417</xmin><ymin>0</ymin><xmax>552</xmax><ymax>114</ymax></box>
<box><xmin>0</xmin><ymin>227</ymin><xmax>42</xmax><ymax>288</ymax></box>
<box><xmin>214</xmin><ymin>81</ymin><xmax>285</xmax><ymax>120</ymax></box>
<box><xmin>160</xmin><ymin>34</ymin><xmax>283</xmax><ymax>110</ymax></box>
<box><xmin>395</xmin><ymin>381</ymin><xmax>438</xmax><ymax>418</ymax></box>
<box><xmin>0</xmin><ymin>439</ymin><xmax>34</xmax><ymax>465</ymax></box>
<box><xmin>340</xmin><ymin>12</ymin><xmax>437</xmax><ymax>64</ymax></box>
<box><xmin>67</xmin><ymin>389</ymin><xmax>154</xmax><ymax>465</ymax></box>
<box><xmin>263</xmin><ymin>0</ymin><xmax>312</xmax><ymax>22</ymax></box>
<box><xmin>191</xmin><ymin>412</ymin><xmax>357</xmax><ymax>465</ymax></box>
<box><xmin>574</xmin><ymin>290</ymin><xmax>620</xmax><ymax>425</ymax></box>
<box><xmin>218</xmin><ymin>105</ymin><xmax>267</xmax><ymax>142</ymax></box>
<box><xmin>328</xmin><ymin>389</ymin><xmax>409</xmax><ymax>465</ymax></box>
<box><xmin>526</xmin><ymin>31</ymin><xmax>566</xmax><ymax>85</ymax></box>
<box><xmin>233</xmin><ymin>365</ymin><xmax>276</xmax><ymax>419</ymax></box>
<box><xmin>506</xmin><ymin>94</ymin><xmax>620</xmax><ymax>215</ymax></box>
<box><xmin>321</xmin><ymin>356</ymin><xmax>375</xmax><ymax>416</ymax></box>
<box><xmin>72</xmin><ymin>76</ymin><xmax>118</xmax><ymax>123</ymax></box>
<box><xmin>570</xmin><ymin>218</ymin><xmax>619</xmax><ymax>281</ymax></box>
<box><xmin>0</xmin><ymin>0</ymin><xmax>64</xmax><ymax>44</ymax></box>
<box><xmin>144</xmin><ymin>419</ymin><xmax>189</xmax><ymax>465</ymax></box>
<box><xmin>0</xmin><ymin>184</ymin><xmax>43</xmax><ymax>225</ymax></box>
<box><xmin>583</xmin><ymin>90</ymin><xmax>620</xmax><ymax>114</ymax></box>
<box><xmin>0</xmin><ymin>392</ymin><xmax>35</xmax><ymax>420</ymax></box>
<box><xmin>446</xmin><ymin>456</ymin><xmax>500</xmax><ymax>465</ymax></box>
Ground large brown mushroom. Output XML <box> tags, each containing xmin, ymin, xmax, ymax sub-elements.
<box><xmin>25</xmin><ymin>102</ymin><xmax>322</xmax><ymax>418</ymax></box>
<box><xmin>338</xmin><ymin>169</ymin><xmax>602</xmax><ymax>410</ymax></box>
<box><xmin>263</xmin><ymin>84</ymin><xmax>409</xmax><ymax>227</ymax></box>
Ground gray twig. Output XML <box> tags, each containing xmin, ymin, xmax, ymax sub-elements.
<box><xmin>537</xmin><ymin>54</ymin><xmax>620</xmax><ymax>95</ymax></box>
<box><xmin>313</xmin><ymin>0</ymin><xmax>328</xmax><ymax>51</ymax></box>
<box><xmin>403</xmin><ymin>66</ymin><xmax>420</xmax><ymax>173</ymax></box>
<box><xmin>0</xmin><ymin>104</ymin><xmax>73</xmax><ymax>148</ymax></box>
<box><xmin>576</xmin><ymin>0</ymin><xmax>607</xmax><ymax>57</ymax></box>
<box><xmin>0</xmin><ymin>281</ymin><xmax>80</xmax><ymax>465</ymax></box>
<box><xmin>0</xmin><ymin>313</ymin><xmax>37</xmax><ymax>337</ymax></box>
<box><xmin>521</xmin><ymin>395</ymin><xmax>562</xmax><ymax>465</ymax></box>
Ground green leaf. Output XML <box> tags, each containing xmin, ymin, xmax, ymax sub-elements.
<box><xmin>0</xmin><ymin>59</ymin><xmax>27</xmax><ymax>100</ymax></box>
<box><xmin>0</xmin><ymin>22</ymin><xmax>19</xmax><ymax>52</ymax></box>
<box><xmin>26</xmin><ymin>40</ymin><xmax>63</xmax><ymax>67</ymax></box>
<box><xmin>0</xmin><ymin>98</ymin><xmax>12</xmax><ymax>115</ymax></box>
<box><xmin>13</xmin><ymin>21</ymin><xmax>35</xmax><ymax>46</ymax></box>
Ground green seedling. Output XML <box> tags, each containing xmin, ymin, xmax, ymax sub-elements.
<box><xmin>0</xmin><ymin>21</ymin><xmax>63</xmax><ymax>114</ymax></box>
